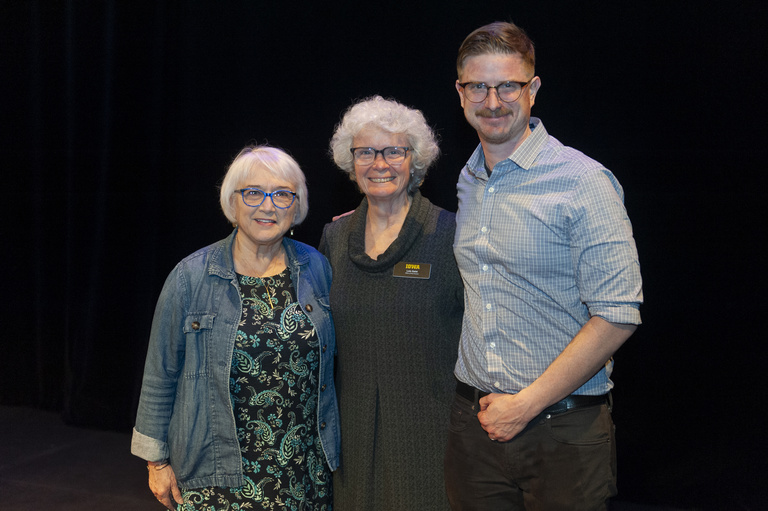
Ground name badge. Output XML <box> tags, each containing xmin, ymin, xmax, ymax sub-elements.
<box><xmin>393</xmin><ymin>262</ymin><xmax>431</xmax><ymax>279</ymax></box>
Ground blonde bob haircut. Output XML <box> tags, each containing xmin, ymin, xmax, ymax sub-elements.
<box><xmin>219</xmin><ymin>145</ymin><xmax>309</xmax><ymax>227</ymax></box>
<box><xmin>329</xmin><ymin>95</ymin><xmax>440</xmax><ymax>196</ymax></box>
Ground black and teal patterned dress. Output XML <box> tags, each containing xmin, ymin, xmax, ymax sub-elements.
<box><xmin>179</xmin><ymin>269</ymin><xmax>332</xmax><ymax>511</ymax></box>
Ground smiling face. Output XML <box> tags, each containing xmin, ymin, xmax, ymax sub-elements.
<box><xmin>233</xmin><ymin>165</ymin><xmax>297</xmax><ymax>251</ymax></box>
<box><xmin>456</xmin><ymin>52</ymin><xmax>540</xmax><ymax>156</ymax></box>
<box><xmin>352</xmin><ymin>127</ymin><xmax>412</xmax><ymax>206</ymax></box>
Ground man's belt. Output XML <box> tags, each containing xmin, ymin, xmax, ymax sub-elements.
<box><xmin>456</xmin><ymin>379</ymin><xmax>608</xmax><ymax>415</ymax></box>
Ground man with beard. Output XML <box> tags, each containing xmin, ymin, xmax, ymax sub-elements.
<box><xmin>445</xmin><ymin>21</ymin><xmax>644</xmax><ymax>510</ymax></box>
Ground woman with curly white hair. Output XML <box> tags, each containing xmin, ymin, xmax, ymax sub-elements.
<box><xmin>319</xmin><ymin>96</ymin><xmax>463</xmax><ymax>510</ymax></box>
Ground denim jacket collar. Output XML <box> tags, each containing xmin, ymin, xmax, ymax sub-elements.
<box><xmin>206</xmin><ymin>228</ymin><xmax>309</xmax><ymax>279</ymax></box>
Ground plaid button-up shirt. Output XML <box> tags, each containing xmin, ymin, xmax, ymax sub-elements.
<box><xmin>453</xmin><ymin>118</ymin><xmax>643</xmax><ymax>396</ymax></box>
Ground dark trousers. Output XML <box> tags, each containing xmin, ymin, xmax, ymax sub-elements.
<box><xmin>444</xmin><ymin>391</ymin><xmax>617</xmax><ymax>511</ymax></box>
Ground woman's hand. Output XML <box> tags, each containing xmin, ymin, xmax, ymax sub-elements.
<box><xmin>331</xmin><ymin>210</ymin><xmax>354</xmax><ymax>221</ymax></box>
<box><xmin>147</xmin><ymin>461</ymin><xmax>184</xmax><ymax>510</ymax></box>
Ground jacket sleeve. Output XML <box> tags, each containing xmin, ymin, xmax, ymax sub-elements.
<box><xmin>131</xmin><ymin>263</ymin><xmax>188</xmax><ymax>461</ymax></box>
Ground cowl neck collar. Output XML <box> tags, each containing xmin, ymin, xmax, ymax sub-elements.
<box><xmin>347</xmin><ymin>191</ymin><xmax>430</xmax><ymax>273</ymax></box>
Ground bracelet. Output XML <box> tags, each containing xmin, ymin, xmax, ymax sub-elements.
<box><xmin>148</xmin><ymin>460</ymin><xmax>170</xmax><ymax>470</ymax></box>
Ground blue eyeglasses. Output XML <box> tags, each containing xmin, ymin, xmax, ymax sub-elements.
<box><xmin>234</xmin><ymin>188</ymin><xmax>297</xmax><ymax>209</ymax></box>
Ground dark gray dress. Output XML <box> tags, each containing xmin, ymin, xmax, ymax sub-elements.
<box><xmin>318</xmin><ymin>192</ymin><xmax>463</xmax><ymax>510</ymax></box>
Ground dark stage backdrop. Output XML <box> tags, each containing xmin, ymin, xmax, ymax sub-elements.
<box><xmin>3</xmin><ymin>1</ymin><xmax>766</xmax><ymax>508</ymax></box>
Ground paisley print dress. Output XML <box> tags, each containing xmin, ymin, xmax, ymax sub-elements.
<box><xmin>178</xmin><ymin>269</ymin><xmax>332</xmax><ymax>511</ymax></box>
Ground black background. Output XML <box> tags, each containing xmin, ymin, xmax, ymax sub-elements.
<box><xmin>2</xmin><ymin>1</ymin><xmax>766</xmax><ymax>508</ymax></box>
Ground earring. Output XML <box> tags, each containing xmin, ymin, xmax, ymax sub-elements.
<box><xmin>290</xmin><ymin>228</ymin><xmax>294</xmax><ymax>236</ymax></box>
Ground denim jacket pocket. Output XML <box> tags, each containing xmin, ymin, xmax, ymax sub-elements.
<box><xmin>316</xmin><ymin>294</ymin><xmax>331</xmax><ymax>311</ymax></box>
<box><xmin>182</xmin><ymin>313</ymin><xmax>216</xmax><ymax>377</ymax></box>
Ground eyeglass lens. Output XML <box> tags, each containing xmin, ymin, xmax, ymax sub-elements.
<box><xmin>352</xmin><ymin>147</ymin><xmax>408</xmax><ymax>165</ymax></box>
<box><xmin>240</xmin><ymin>189</ymin><xmax>295</xmax><ymax>208</ymax></box>
<box><xmin>463</xmin><ymin>82</ymin><xmax>525</xmax><ymax>103</ymax></box>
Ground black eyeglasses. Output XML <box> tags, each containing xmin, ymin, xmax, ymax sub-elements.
<box><xmin>350</xmin><ymin>146</ymin><xmax>411</xmax><ymax>166</ymax></box>
<box><xmin>458</xmin><ymin>78</ymin><xmax>533</xmax><ymax>103</ymax></box>
<box><xmin>234</xmin><ymin>188</ymin><xmax>296</xmax><ymax>209</ymax></box>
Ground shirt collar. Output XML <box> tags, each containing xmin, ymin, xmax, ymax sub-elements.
<box><xmin>465</xmin><ymin>117</ymin><xmax>548</xmax><ymax>177</ymax></box>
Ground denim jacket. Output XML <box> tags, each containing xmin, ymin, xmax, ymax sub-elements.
<box><xmin>131</xmin><ymin>229</ymin><xmax>340</xmax><ymax>489</ymax></box>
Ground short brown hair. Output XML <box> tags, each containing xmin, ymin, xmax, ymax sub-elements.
<box><xmin>457</xmin><ymin>21</ymin><xmax>535</xmax><ymax>79</ymax></box>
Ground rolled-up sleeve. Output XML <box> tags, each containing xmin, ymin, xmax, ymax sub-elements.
<box><xmin>131</xmin><ymin>265</ymin><xmax>186</xmax><ymax>461</ymax></box>
<box><xmin>570</xmin><ymin>168</ymin><xmax>643</xmax><ymax>325</ymax></box>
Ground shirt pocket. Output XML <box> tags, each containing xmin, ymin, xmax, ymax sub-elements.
<box><xmin>182</xmin><ymin>313</ymin><xmax>216</xmax><ymax>378</ymax></box>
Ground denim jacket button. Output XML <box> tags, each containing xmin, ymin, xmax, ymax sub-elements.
<box><xmin>191</xmin><ymin>321</ymin><xmax>200</xmax><ymax>330</ymax></box>
<box><xmin>321</xmin><ymin>384</ymin><xmax>326</xmax><ymax>391</ymax></box>
<box><xmin>320</xmin><ymin>422</ymin><xmax>326</xmax><ymax>429</ymax></box>
<box><xmin>322</xmin><ymin>345</ymin><xmax>327</xmax><ymax>352</ymax></box>
<box><xmin>305</xmin><ymin>304</ymin><xmax>313</xmax><ymax>312</ymax></box>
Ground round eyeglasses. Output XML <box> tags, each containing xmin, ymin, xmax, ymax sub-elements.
<box><xmin>350</xmin><ymin>146</ymin><xmax>411</xmax><ymax>166</ymax></box>
<box><xmin>234</xmin><ymin>188</ymin><xmax>296</xmax><ymax>209</ymax></box>
<box><xmin>458</xmin><ymin>78</ymin><xmax>533</xmax><ymax>103</ymax></box>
